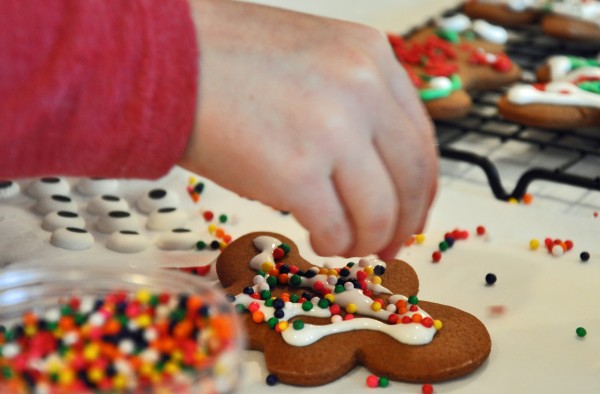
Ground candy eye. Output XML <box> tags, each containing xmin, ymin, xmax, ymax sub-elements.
<box><xmin>0</xmin><ymin>180</ymin><xmax>20</xmax><ymax>200</ymax></box>
<box><xmin>27</xmin><ymin>177</ymin><xmax>70</xmax><ymax>198</ymax></box>
<box><xmin>76</xmin><ymin>178</ymin><xmax>119</xmax><ymax>196</ymax></box>
<box><xmin>50</xmin><ymin>227</ymin><xmax>94</xmax><ymax>250</ymax></box>
<box><xmin>87</xmin><ymin>194</ymin><xmax>129</xmax><ymax>215</ymax></box>
<box><xmin>137</xmin><ymin>188</ymin><xmax>180</xmax><ymax>214</ymax></box>
<box><xmin>146</xmin><ymin>207</ymin><xmax>188</xmax><ymax>231</ymax></box>
<box><xmin>34</xmin><ymin>194</ymin><xmax>78</xmax><ymax>215</ymax></box>
<box><xmin>106</xmin><ymin>230</ymin><xmax>149</xmax><ymax>253</ymax></box>
<box><xmin>156</xmin><ymin>228</ymin><xmax>198</xmax><ymax>250</ymax></box>
<box><xmin>96</xmin><ymin>210</ymin><xmax>140</xmax><ymax>234</ymax></box>
<box><xmin>42</xmin><ymin>211</ymin><xmax>86</xmax><ymax>231</ymax></box>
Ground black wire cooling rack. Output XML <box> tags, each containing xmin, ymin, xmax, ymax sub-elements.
<box><xmin>433</xmin><ymin>22</ymin><xmax>600</xmax><ymax>201</ymax></box>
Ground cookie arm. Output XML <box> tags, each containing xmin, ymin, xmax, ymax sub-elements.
<box><xmin>0</xmin><ymin>0</ymin><xmax>198</xmax><ymax>179</ymax></box>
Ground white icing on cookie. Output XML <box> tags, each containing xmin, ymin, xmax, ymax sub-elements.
<box><xmin>240</xmin><ymin>235</ymin><xmax>437</xmax><ymax>347</ymax></box>
<box><xmin>507</xmin><ymin>81</ymin><xmax>600</xmax><ymax>108</ymax></box>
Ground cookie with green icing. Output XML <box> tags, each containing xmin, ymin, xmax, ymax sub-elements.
<box><xmin>216</xmin><ymin>231</ymin><xmax>491</xmax><ymax>386</ymax></box>
<box><xmin>388</xmin><ymin>14</ymin><xmax>521</xmax><ymax>120</ymax></box>
<box><xmin>499</xmin><ymin>55</ymin><xmax>600</xmax><ymax>129</ymax></box>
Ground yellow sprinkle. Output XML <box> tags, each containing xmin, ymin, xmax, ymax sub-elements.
<box><xmin>415</xmin><ymin>234</ymin><xmax>426</xmax><ymax>244</ymax></box>
<box><xmin>371</xmin><ymin>276</ymin><xmax>382</xmax><ymax>285</ymax></box>
<box><xmin>207</xmin><ymin>224</ymin><xmax>217</xmax><ymax>234</ymax></box>
<box><xmin>164</xmin><ymin>361</ymin><xmax>180</xmax><ymax>375</ymax></box>
<box><xmin>261</xmin><ymin>262</ymin><xmax>274</xmax><ymax>273</ymax></box>
<box><xmin>346</xmin><ymin>304</ymin><xmax>358</xmax><ymax>314</ymax></box>
<box><xmin>140</xmin><ymin>363</ymin><xmax>153</xmax><ymax>377</ymax></box>
<box><xmin>83</xmin><ymin>343</ymin><xmax>100</xmax><ymax>361</ymax></box>
<box><xmin>529</xmin><ymin>239</ymin><xmax>540</xmax><ymax>250</ymax></box>
<box><xmin>434</xmin><ymin>319</ymin><xmax>443</xmax><ymax>330</ymax></box>
<box><xmin>24</xmin><ymin>325</ymin><xmax>37</xmax><ymax>337</ymax></box>
<box><xmin>277</xmin><ymin>321</ymin><xmax>289</xmax><ymax>332</ymax></box>
<box><xmin>88</xmin><ymin>367</ymin><xmax>104</xmax><ymax>383</ymax></box>
<box><xmin>135</xmin><ymin>288</ymin><xmax>152</xmax><ymax>304</ymax></box>
<box><xmin>319</xmin><ymin>268</ymin><xmax>329</xmax><ymax>275</ymax></box>
<box><xmin>220</xmin><ymin>240</ymin><xmax>228</xmax><ymax>249</ymax></box>
<box><xmin>324</xmin><ymin>294</ymin><xmax>335</xmax><ymax>303</ymax></box>
<box><xmin>171</xmin><ymin>350</ymin><xmax>183</xmax><ymax>362</ymax></box>
<box><xmin>59</xmin><ymin>369</ymin><xmax>76</xmax><ymax>385</ymax></box>
<box><xmin>327</xmin><ymin>269</ymin><xmax>339</xmax><ymax>277</ymax></box>
<box><xmin>364</xmin><ymin>266</ymin><xmax>374</xmax><ymax>276</ymax></box>
<box><xmin>113</xmin><ymin>375</ymin><xmax>127</xmax><ymax>390</ymax></box>
<box><xmin>188</xmin><ymin>176</ymin><xmax>197</xmax><ymax>186</ymax></box>
<box><xmin>507</xmin><ymin>197</ymin><xmax>518</xmax><ymax>204</ymax></box>
<box><xmin>136</xmin><ymin>314</ymin><xmax>152</xmax><ymax>328</ymax></box>
<box><xmin>371</xmin><ymin>301</ymin><xmax>382</xmax><ymax>312</ymax></box>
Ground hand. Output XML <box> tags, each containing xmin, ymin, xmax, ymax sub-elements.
<box><xmin>180</xmin><ymin>0</ymin><xmax>438</xmax><ymax>259</ymax></box>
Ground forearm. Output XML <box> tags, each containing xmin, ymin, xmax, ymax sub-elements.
<box><xmin>0</xmin><ymin>0</ymin><xmax>198</xmax><ymax>179</ymax></box>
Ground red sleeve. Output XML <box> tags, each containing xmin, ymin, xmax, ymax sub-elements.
<box><xmin>0</xmin><ymin>0</ymin><xmax>198</xmax><ymax>179</ymax></box>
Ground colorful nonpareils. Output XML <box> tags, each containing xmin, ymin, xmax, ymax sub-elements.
<box><xmin>0</xmin><ymin>289</ymin><xmax>239</xmax><ymax>393</ymax></box>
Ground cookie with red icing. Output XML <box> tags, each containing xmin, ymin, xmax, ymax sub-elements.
<box><xmin>389</xmin><ymin>14</ymin><xmax>521</xmax><ymax>120</ymax></box>
<box><xmin>498</xmin><ymin>55</ymin><xmax>600</xmax><ymax>129</ymax></box>
<box><xmin>464</xmin><ymin>0</ymin><xmax>600</xmax><ymax>42</ymax></box>
<box><xmin>216</xmin><ymin>232</ymin><xmax>491</xmax><ymax>386</ymax></box>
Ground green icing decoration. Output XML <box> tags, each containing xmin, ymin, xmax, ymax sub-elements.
<box><xmin>578</xmin><ymin>81</ymin><xmax>600</xmax><ymax>95</ymax></box>
<box><xmin>435</xmin><ymin>28</ymin><xmax>460</xmax><ymax>43</ymax></box>
<box><xmin>419</xmin><ymin>74</ymin><xmax>462</xmax><ymax>102</ymax></box>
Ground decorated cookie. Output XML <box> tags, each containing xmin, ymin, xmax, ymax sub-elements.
<box><xmin>389</xmin><ymin>14</ymin><xmax>520</xmax><ymax>120</ymax></box>
<box><xmin>464</xmin><ymin>0</ymin><xmax>600</xmax><ymax>42</ymax></box>
<box><xmin>216</xmin><ymin>232</ymin><xmax>491</xmax><ymax>386</ymax></box>
<box><xmin>463</xmin><ymin>0</ymin><xmax>543</xmax><ymax>26</ymax></box>
<box><xmin>498</xmin><ymin>54</ymin><xmax>600</xmax><ymax>129</ymax></box>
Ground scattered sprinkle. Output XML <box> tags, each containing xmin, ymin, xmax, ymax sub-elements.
<box><xmin>576</xmin><ymin>327</ymin><xmax>587</xmax><ymax>338</ymax></box>
<box><xmin>485</xmin><ymin>273</ymin><xmax>497</xmax><ymax>285</ymax></box>
<box><xmin>580</xmin><ymin>251</ymin><xmax>590</xmax><ymax>262</ymax></box>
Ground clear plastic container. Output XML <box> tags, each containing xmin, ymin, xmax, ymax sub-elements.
<box><xmin>0</xmin><ymin>264</ymin><xmax>244</xmax><ymax>393</ymax></box>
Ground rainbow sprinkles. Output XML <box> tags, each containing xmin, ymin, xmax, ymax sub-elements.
<box><xmin>230</xmin><ymin>236</ymin><xmax>440</xmax><ymax>347</ymax></box>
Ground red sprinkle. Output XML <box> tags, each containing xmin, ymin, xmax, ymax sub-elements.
<box><xmin>432</xmin><ymin>251</ymin><xmax>442</xmax><ymax>263</ymax></box>
<box><xmin>422</xmin><ymin>383</ymin><xmax>434</xmax><ymax>394</ymax></box>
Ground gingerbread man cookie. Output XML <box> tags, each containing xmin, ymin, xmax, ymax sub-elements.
<box><xmin>498</xmin><ymin>54</ymin><xmax>600</xmax><ymax>129</ymax></box>
<box><xmin>389</xmin><ymin>14</ymin><xmax>521</xmax><ymax>120</ymax></box>
<box><xmin>464</xmin><ymin>0</ymin><xmax>600</xmax><ymax>42</ymax></box>
<box><xmin>217</xmin><ymin>232</ymin><xmax>491</xmax><ymax>386</ymax></box>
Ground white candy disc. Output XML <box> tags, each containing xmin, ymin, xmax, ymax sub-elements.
<box><xmin>87</xmin><ymin>195</ymin><xmax>130</xmax><ymax>215</ymax></box>
<box><xmin>437</xmin><ymin>13</ymin><xmax>471</xmax><ymax>32</ymax></box>
<box><xmin>76</xmin><ymin>178</ymin><xmax>119</xmax><ymax>196</ymax></box>
<box><xmin>473</xmin><ymin>19</ymin><xmax>508</xmax><ymax>44</ymax></box>
<box><xmin>146</xmin><ymin>207</ymin><xmax>188</xmax><ymax>231</ymax></box>
<box><xmin>42</xmin><ymin>211</ymin><xmax>86</xmax><ymax>232</ymax></box>
<box><xmin>96</xmin><ymin>211</ymin><xmax>140</xmax><ymax>234</ymax></box>
<box><xmin>27</xmin><ymin>177</ymin><xmax>70</xmax><ymax>198</ymax></box>
<box><xmin>106</xmin><ymin>230</ymin><xmax>149</xmax><ymax>253</ymax></box>
<box><xmin>156</xmin><ymin>228</ymin><xmax>197</xmax><ymax>250</ymax></box>
<box><xmin>137</xmin><ymin>188</ymin><xmax>180</xmax><ymax>214</ymax></box>
<box><xmin>50</xmin><ymin>227</ymin><xmax>94</xmax><ymax>250</ymax></box>
<box><xmin>33</xmin><ymin>195</ymin><xmax>78</xmax><ymax>215</ymax></box>
<box><xmin>0</xmin><ymin>180</ymin><xmax>20</xmax><ymax>199</ymax></box>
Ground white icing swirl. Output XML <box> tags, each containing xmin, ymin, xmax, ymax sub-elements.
<box><xmin>436</xmin><ymin>13</ymin><xmax>508</xmax><ymax>44</ymax></box>
<box><xmin>237</xmin><ymin>236</ymin><xmax>437</xmax><ymax>347</ymax></box>
<box><xmin>507</xmin><ymin>81</ymin><xmax>600</xmax><ymax>108</ymax></box>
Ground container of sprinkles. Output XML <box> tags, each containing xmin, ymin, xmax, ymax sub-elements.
<box><xmin>0</xmin><ymin>265</ymin><xmax>244</xmax><ymax>394</ymax></box>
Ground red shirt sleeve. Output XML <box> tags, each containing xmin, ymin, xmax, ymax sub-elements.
<box><xmin>0</xmin><ymin>0</ymin><xmax>198</xmax><ymax>179</ymax></box>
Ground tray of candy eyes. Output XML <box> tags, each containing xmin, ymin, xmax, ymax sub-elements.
<box><xmin>431</xmin><ymin>15</ymin><xmax>600</xmax><ymax>202</ymax></box>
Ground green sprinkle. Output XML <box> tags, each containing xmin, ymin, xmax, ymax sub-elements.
<box><xmin>149</xmin><ymin>294</ymin><xmax>160</xmax><ymax>307</ymax></box>
<box><xmin>264</xmin><ymin>298</ymin><xmax>274</xmax><ymax>307</ymax></box>
<box><xmin>257</xmin><ymin>270</ymin><xmax>266</xmax><ymax>277</ymax></box>
<box><xmin>279</xmin><ymin>243</ymin><xmax>291</xmax><ymax>254</ymax></box>
<box><xmin>408</xmin><ymin>295</ymin><xmax>419</xmax><ymax>305</ymax></box>
<box><xmin>235</xmin><ymin>304</ymin><xmax>246</xmax><ymax>314</ymax></box>
<box><xmin>576</xmin><ymin>327</ymin><xmax>587</xmax><ymax>338</ymax></box>
<box><xmin>347</xmin><ymin>262</ymin><xmax>355</xmax><ymax>268</ymax></box>
<box><xmin>379</xmin><ymin>376</ymin><xmax>389</xmax><ymax>387</ymax></box>
<box><xmin>170</xmin><ymin>308</ymin><xmax>187</xmax><ymax>322</ymax></box>
<box><xmin>266</xmin><ymin>276</ymin><xmax>278</xmax><ymax>288</ymax></box>
<box><xmin>293</xmin><ymin>320</ymin><xmax>305</xmax><ymax>330</ymax></box>
<box><xmin>289</xmin><ymin>275</ymin><xmax>302</xmax><ymax>287</ymax></box>
<box><xmin>260</xmin><ymin>290</ymin><xmax>271</xmax><ymax>300</ymax></box>
<box><xmin>289</xmin><ymin>294</ymin><xmax>300</xmax><ymax>303</ymax></box>
<box><xmin>334</xmin><ymin>285</ymin><xmax>345</xmax><ymax>293</ymax></box>
<box><xmin>219</xmin><ymin>214</ymin><xmax>228</xmax><ymax>223</ymax></box>
<box><xmin>318</xmin><ymin>299</ymin><xmax>330</xmax><ymax>309</ymax></box>
<box><xmin>302</xmin><ymin>301</ymin><xmax>313</xmax><ymax>312</ymax></box>
<box><xmin>196</xmin><ymin>241</ymin><xmax>207</xmax><ymax>250</ymax></box>
<box><xmin>60</xmin><ymin>305</ymin><xmax>73</xmax><ymax>316</ymax></box>
<box><xmin>268</xmin><ymin>317</ymin><xmax>279</xmax><ymax>329</ymax></box>
<box><xmin>1</xmin><ymin>365</ymin><xmax>12</xmax><ymax>379</ymax></box>
<box><xmin>439</xmin><ymin>241</ymin><xmax>449</xmax><ymax>252</ymax></box>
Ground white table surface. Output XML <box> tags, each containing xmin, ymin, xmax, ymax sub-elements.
<box><xmin>2</xmin><ymin>1</ymin><xmax>600</xmax><ymax>393</ymax></box>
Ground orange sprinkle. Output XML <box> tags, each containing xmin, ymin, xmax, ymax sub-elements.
<box><xmin>268</xmin><ymin>268</ymin><xmax>280</xmax><ymax>277</ymax></box>
<box><xmin>223</xmin><ymin>234</ymin><xmax>232</xmax><ymax>243</ymax></box>
<box><xmin>22</xmin><ymin>311</ymin><xmax>38</xmax><ymax>327</ymax></box>
<box><xmin>215</xmin><ymin>228</ymin><xmax>225</xmax><ymax>238</ymax></box>
<box><xmin>412</xmin><ymin>313</ymin><xmax>423</xmax><ymax>323</ymax></box>
<box><xmin>522</xmin><ymin>193</ymin><xmax>533</xmax><ymax>204</ymax></box>
<box><xmin>103</xmin><ymin>319</ymin><xmax>122</xmax><ymax>336</ymax></box>
<box><xmin>395</xmin><ymin>300</ymin><xmax>407</xmax><ymax>309</ymax></box>
<box><xmin>58</xmin><ymin>316</ymin><xmax>76</xmax><ymax>332</ymax></box>
<box><xmin>278</xmin><ymin>274</ymin><xmax>289</xmax><ymax>285</ymax></box>
<box><xmin>186</xmin><ymin>295</ymin><xmax>203</xmax><ymax>312</ymax></box>
<box><xmin>252</xmin><ymin>310</ymin><xmax>264</xmax><ymax>324</ymax></box>
<box><xmin>210</xmin><ymin>316</ymin><xmax>235</xmax><ymax>340</ymax></box>
<box><xmin>173</xmin><ymin>320</ymin><xmax>194</xmax><ymax>339</ymax></box>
